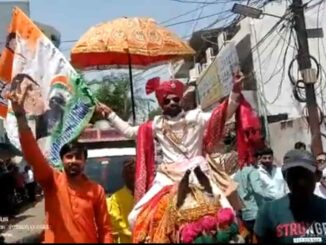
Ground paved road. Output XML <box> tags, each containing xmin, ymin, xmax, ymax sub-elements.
<box><xmin>0</xmin><ymin>198</ymin><xmax>45</xmax><ymax>243</ymax></box>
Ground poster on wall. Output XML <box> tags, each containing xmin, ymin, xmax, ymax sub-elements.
<box><xmin>215</xmin><ymin>42</ymin><xmax>240</xmax><ymax>98</ymax></box>
<box><xmin>196</xmin><ymin>63</ymin><xmax>222</xmax><ymax>110</ymax></box>
<box><xmin>196</xmin><ymin>41</ymin><xmax>240</xmax><ymax>111</ymax></box>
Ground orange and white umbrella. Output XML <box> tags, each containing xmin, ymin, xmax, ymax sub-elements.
<box><xmin>70</xmin><ymin>17</ymin><xmax>195</xmax><ymax>123</ymax></box>
<box><xmin>70</xmin><ymin>17</ymin><xmax>195</xmax><ymax>70</ymax></box>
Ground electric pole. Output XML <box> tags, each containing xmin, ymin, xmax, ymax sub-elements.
<box><xmin>292</xmin><ymin>0</ymin><xmax>323</xmax><ymax>156</ymax></box>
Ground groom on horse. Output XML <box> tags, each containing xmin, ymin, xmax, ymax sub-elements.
<box><xmin>100</xmin><ymin>71</ymin><xmax>264</xmax><ymax>243</ymax></box>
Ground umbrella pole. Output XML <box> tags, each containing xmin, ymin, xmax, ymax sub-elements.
<box><xmin>128</xmin><ymin>52</ymin><xmax>136</xmax><ymax>124</ymax></box>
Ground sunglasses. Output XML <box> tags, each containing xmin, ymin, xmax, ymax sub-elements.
<box><xmin>163</xmin><ymin>97</ymin><xmax>180</xmax><ymax>105</ymax></box>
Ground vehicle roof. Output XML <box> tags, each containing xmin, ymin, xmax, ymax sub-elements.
<box><xmin>87</xmin><ymin>147</ymin><xmax>136</xmax><ymax>158</ymax></box>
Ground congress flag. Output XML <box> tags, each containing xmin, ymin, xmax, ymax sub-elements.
<box><xmin>0</xmin><ymin>7</ymin><xmax>96</xmax><ymax>167</ymax></box>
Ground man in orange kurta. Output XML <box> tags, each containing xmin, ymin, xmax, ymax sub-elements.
<box><xmin>8</xmin><ymin>91</ymin><xmax>113</xmax><ymax>243</ymax></box>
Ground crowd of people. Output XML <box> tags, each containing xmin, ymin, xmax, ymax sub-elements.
<box><xmin>0</xmin><ymin>160</ymin><xmax>39</xmax><ymax>218</ymax></box>
<box><xmin>3</xmin><ymin>71</ymin><xmax>326</xmax><ymax>244</ymax></box>
<box><xmin>234</xmin><ymin>142</ymin><xmax>326</xmax><ymax>243</ymax></box>
<box><xmin>105</xmin><ymin>143</ymin><xmax>326</xmax><ymax>243</ymax></box>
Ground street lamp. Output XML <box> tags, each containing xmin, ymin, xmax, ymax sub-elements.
<box><xmin>231</xmin><ymin>3</ymin><xmax>283</xmax><ymax>19</ymax></box>
<box><xmin>231</xmin><ymin>3</ymin><xmax>263</xmax><ymax>19</ymax></box>
<box><xmin>232</xmin><ymin>3</ymin><xmax>323</xmax><ymax>38</ymax></box>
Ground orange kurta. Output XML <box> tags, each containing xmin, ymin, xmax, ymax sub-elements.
<box><xmin>19</xmin><ymin>130</ymin><xmax>113</xmax><ymax>243</ymax></box>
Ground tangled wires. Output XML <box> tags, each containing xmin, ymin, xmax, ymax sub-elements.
<box><xmin>288</xmin><ymin>55</ymin><xmax>320</xmax><ymax>102</ymax></box>
<box><xmin>288</xmin><ymin>54</ymin><xmax>324</xmax><ymax>125</ymax></box>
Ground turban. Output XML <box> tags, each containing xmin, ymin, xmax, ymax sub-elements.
<box><xmin>146</xmin><ymin>77</ymin><xmax>185</xmax><ymax>107</ymax></box>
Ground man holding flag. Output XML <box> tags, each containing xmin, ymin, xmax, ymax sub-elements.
<box><xmin>1</xmin><ymin>7</ymin><xmax>114</xmax><ymax>243</ymax></box>
<box><xmin>7</xmin><ymin>87</ymin><xmax>113</xmax><ymax>243</ymax></box>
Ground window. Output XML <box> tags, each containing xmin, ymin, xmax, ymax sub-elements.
<box><xmin>85</xmin><ymin>155</ymin><xmax>134</xmax><ymax>194</ymax></box>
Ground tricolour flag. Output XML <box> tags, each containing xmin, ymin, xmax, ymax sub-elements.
<box><xmin>0</xmin><ymin>7</ymin><xmax>96</xmax><ymax>167</ymax></box>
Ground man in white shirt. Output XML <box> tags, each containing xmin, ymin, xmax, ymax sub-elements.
<box><xmin>99</xmin><ymin>73</ymin><xmax>247</xmax><ymax>238</ymax></box>
<box><xmin>24</xmin><ymin>165</ymin><xmax>36</xmax><ymax>202</ymax></box>
<box><xmin>258</xmin><ymin>147</ymin><xmax>288</xmax><ymax>200</ymax></box>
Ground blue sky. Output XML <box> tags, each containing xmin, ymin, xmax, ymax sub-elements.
<box><xmin>27</xmin><ymin>0</ymin><xmax>234</xmax><ymax>90</ymax></box>
<box><xmin>29</xmin><ymin>0</ymin><xmax>233</xmax><ymax>50</ymax></box>
<box><xmin>29</xmin><ymin>1</ymin><xmax>233</xmax><ymax>58</ymax></box>
<box><xmin>27</xmin><ymin>0</ymin><xmax>234</xmax><ymax>99</ymax></box>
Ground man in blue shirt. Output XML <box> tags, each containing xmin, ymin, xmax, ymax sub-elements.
<box><xmin>233</xmin><ymin>150</ymin><xmax>276</xmax><ymax>242</ymax></box>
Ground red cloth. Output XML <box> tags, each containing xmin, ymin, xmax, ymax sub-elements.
<box><xmin>236</xmin><ymin>95</ymin><xmax>265</xmax><ymax>168</ymax></box>
<box><xmin>146</xmin><ymin>77</ymin><xmax>185</xmax><ymax>107</ymax></box>
<box><xmin>203</xmin><ymin>93</ymin><xmax>264</xmax><ymax>168</ymax></box>
<box><xmin>134</xmin><ymin>121</ymin><xmax>155</xmax><ymax>203</ymax></box>
<box><xmin>203</xmin><ymin>98</ymin><xmax>229</xmax><ymax>154</ymax></box>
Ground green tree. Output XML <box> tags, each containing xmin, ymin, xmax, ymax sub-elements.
<box><xmin>148</xmin><ymin>107</ymin><xmax>162</xmax><ymax>120</ymax></box>
<box><xmin>94</xmin><ymin>73</ymin><xmax>154</xmax><ymax>122</ymax></box>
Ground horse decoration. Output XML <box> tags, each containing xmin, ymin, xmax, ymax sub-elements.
<box><xmin>150</xmin><ymin>166</ymin><xmax>244</xmax><ymax>243</ymax></box>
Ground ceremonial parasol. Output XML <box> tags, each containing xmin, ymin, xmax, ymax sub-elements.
<box><xmin>70</xmin><ymin>17</ymin><xmax>195</xmax><ymax>123</ymax></box>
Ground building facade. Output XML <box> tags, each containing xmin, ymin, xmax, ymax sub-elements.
<box><xmin>174</xmin><ymin>0</ymin><xmax>326</xmax><ymax>150</ymax></box>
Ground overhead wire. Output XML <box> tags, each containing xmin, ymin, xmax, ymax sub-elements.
<box><xmin>164</xmin><ymin>9</ymin><xmax>232</xmax><ymax>27</ymax></box>
<box><xmin>121</xmin><ymin>6</ymin><xmax>237</xmax><ymax>80</ymax></box>
<box><xmin>266</xmin><ymin>27</ymin><xmax>293</xmax><ymax>105</ymax></box>
<box><xmin>191</xmin><ymin>0</ymin><xmax>207</xmax><ymax>33</ymax></box>
<box><xmin>198</xmin><ymin>13</ymin><xmax>236</xmax><ymax>46</ymax></box>
<box><xmin>232</xmin><ymin>9</ymin><xmax>292</xmax><ymax>71</ymax></box>
<box><xmin>306</xmin><ymin>0</ymin><xmax>326</xmax><ymax>11</ymax></box>
<box><xmin>161</xmin><ymin>1</ymin><xmax>238</xmax><ymax>76</ymax></box>
<box><xmin>179</xmin><ymin>0</ymin><xmax>290</xmax><ymax>87</ymax></box>
<box><xmin>159</xmin><ymin>2</ymin><xmax>212</xmax><ymax>25</ymax></box>
<box><xmin>39</xmin><ymin>6</ymin><xmax>235</xmax><ymax>49</ymax></box>
<box><xmin>286</xmin><ymin>0</ymin><xmax>326</xmax><ymax>124</ymax></box>
<box><xmin>168</xmin><ymin>0</ymin><xmax>244</xmax><ymax>4</ymax></box>
<box><xmin>256</xmin><ymin>26</ymin><xmax>287</xmax><ymax>66</ymax></box>
<box><xmin>251</xmin><ymin>16</ymin><xmax>270</xmax><ymax>141</ymax></box>
<box><xmin>63</xmin><ymin>6</ymin><xmax>236</xmax><ymax>79</ymax></box>
<box><xmin>240</xmin><ymin>2</ymin><xmax>292</xmax><ymax>140</ymax></box>
<box><xmin>253</xmin><ymin>4</ymin><xmax>295</xmax><ymax>140</ymax></box>
<box><xmin>316</xmin><ymin>0</ymin><xmax>326</xmax><ymax>113</ymax></box>
<box><xmin>251</xmin><ymin>11</ymin><xmax>291</xmax><ymax>52</ymax></box>
<box><xmin>261</xmin><ymin>27</ymin><xmax>292</xmax><ymax>86</ymax></box>
<box><xmin>287</xmin><ymin>0</ymin><xmax>326</xmax><ymax>108</ymax></box>
<box><xmin>180</xmin><ymin>11</ymin><xmax>235</xmax><ymax>40</ymax></box>
<box><xmin>182</xmin><ymin>0</ymin><xmax>202</xmax><ymax>39</ymax></box>
<box><xmin>168</xmin><ymin>0</ymin><xmax>326</xmax><ymax>118</ymax></box>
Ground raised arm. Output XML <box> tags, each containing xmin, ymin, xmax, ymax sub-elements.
<box><xmin>7</xmin><ymin>89</ymin><xmax>53</xmax><ymax>186</ymax></box>
<box><xmin>95</xmin><ymin>102</ymin><xmax>139</xmax><ymax>139</ymax></box>
<box><xmin>225</xmin><ymin>91</ymin><xmax>241</xmax><ymax>120</ymax></box>
<box><xmin>107</xmin><ymin>112</ymin><xmax>139</xmax><ymax>139</ymax></box>
<box><xmin>202</xmin><ymin>91</ymin><xmax>240</xmax><ymax>121</ymax></box>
